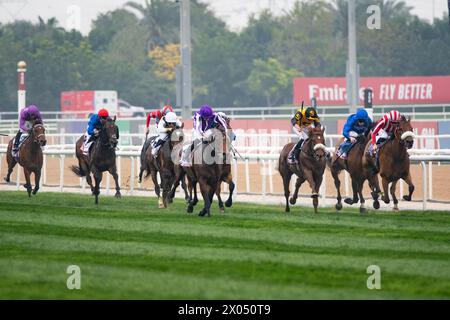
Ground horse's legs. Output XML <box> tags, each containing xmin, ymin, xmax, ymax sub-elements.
<box><xmin>303</xmin><ymin>169</ymin><xmax>319</xmax><ymax>213</ymax></box>
<box><xmin>216</xmin><ymin>182</ymin><xmax>224</xmax><ymax>213</ymax></box>
<box><xmin>181</xmin><ymin>175</ymin><xmax>190</xmax><ymax>202</ymax></box>
<box><xmin>32</xmin><ymin>169</ymin><xmax>41</xmax><ymax>195</ymax></box>
<box><xmin>4</xmin><ymin>155</ymin><xmax>17</xmax><ymax>183</ymax></box>
<box><xmin>312</xmin><ymin>173</ymin><xmax>323</xmax><ymax>214</ymax></box>
<box><xmin>390</xmin><ymin>180</ymin><xmax>399</xmax><ymax>211</ymax></box>
<box><xmin>282</xmin><ymin>172</ymin><xmax>293</xmax><ymax>213</ymax></box>
<box><xmin>109</xmin><ymin>165</ymin><xmax>121</xmax><ymax>198</ymax></box>
<box><xmin>150</xmin><ymin>169</ymin><xmax>162</xmax><ymax>208</ymax></box>
<box><xmin>290</xmin><ymin>177</ymin><xmax>305</xmax><ymax>205</ymax></box>
<box><xmin>192</xmin><ymin>181</ymin><xmax>198</xmax><ymax>206</ymax></box>
<box><xmin>367</xmin><ymin>174</ymin><xmax>381</xmax><ymax>210</ymax></box>
<box><xmin>224</xmin><ymin>174</ymin><xmax>235</xmax><ymax>208</ymax></box>
<box><xmin>345</xmin><ymin>178</ymin><xmax>359</xmax><ymax>205</ymax></box>
<box><xmin>357</xmin><ymin>179</ymin><xmax>366</xmax><ymax>214</ymax></box>
<box><xmin>381</xmin><ymin>177</ymin><xmax>390</xmax><ymax>204</ymax></box>
<box><xmin>187</xmin><ymin>178</ymin><xmax>195</xmax><ymax>213</ymax></box>
<box><xmin>331</xmin><ymin>166</ymin><xmax>343</xmax><ymax>211</ymax></box>
<box><xmin>92</xmin><ymin>168</ymin><xmax>103</xmax><ymax>205</ymax></box>
<box><xmin>198</xmin><ymin>177</ymin><xmax>212</xmax><ymax>217</ymax></box>
<box><xmin>402</xmin><ymin>172</ymin><xmax>415</xmax><ymax>202</ymax></box>
<box><xmin>23</xmin><ymin>168</ymin><xmax>32</xmax><ymax>197</ymax></box>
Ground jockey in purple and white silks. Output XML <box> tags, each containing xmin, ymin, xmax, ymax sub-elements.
<box><xmin>180</xmin><ymin>104</ymin><xmax>227</xmax><ymax>167</ymax></box>
<box><xmin>13</xmin><ymin>105</ymin><xmax>43</xmax><ymax>152</ymax></box>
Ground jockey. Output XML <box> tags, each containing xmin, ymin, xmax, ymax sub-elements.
<box><xmin>370</xmin><ymin>109</ymin><xmax>402</xmax><ymax>155</ymax></box>
<box><xmin>215</xmin><ymin>111</ymin><xmax>236</xmax><ymax>142</ymax></box>
<box><xmin>151</xmin><ymin>111</ymin><xmax>183</xmax><ymax>158</ymax></box>
<box><xmin>145</xmin><ymin>105</ymin><xmax>173</xmax><ymax>135</ymax></box>
<box><xmin>288</xmin><ymin>106</ymin><xmax>320</xmax><ymax>164</ymax></box>
<box><xmin>180</xmin><ymin>104</ymin><xmax>221</xmax><ymax>167</ymax></box>
<box><xmin>13</xmin><ymin>105</ymin><xmax>43</xmax><ymax>153</ymax></box>
<box><xmin>81</xmin><ymin>108</ymin><xmax>109</xmax><ymax>156</ymax></box>
<box><xmin>336</xmin><ymin>108</ymin><xmax>372</xmax><ymax>160</ymax></box>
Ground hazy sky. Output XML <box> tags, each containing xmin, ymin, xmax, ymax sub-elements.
<box><xmin>0</xmin><ymin>0</ymin><xmax>448</xmax><ymax>34</ymax></box>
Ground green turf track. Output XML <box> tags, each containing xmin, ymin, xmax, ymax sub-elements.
<box><xmin>0</xmin><ymin>191</ymin><xmax>449</xmax><ymax>299</ymax></box>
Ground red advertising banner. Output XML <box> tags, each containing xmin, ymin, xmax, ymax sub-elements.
<box><xmin>293</xmin><ymin>76</ymin><xmax>450</xmax><ymax>106</ymax></box>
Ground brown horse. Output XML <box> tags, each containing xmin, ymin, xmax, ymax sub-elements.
<box><xmin>362</xmin><ymin>116</ymin><xmax>415</xmax><ymax>211</ymax></box>
<box><xmin>71</xmin><ymin>117</ymin><xmax>120</xmax><ymax>204</ymax></box>
<box><xmin>329</xmin><ymin>133</ymin><xmax>381</xmax><ymax>213</ymax></box>
<box><xmin>184</xmin><ymin>124</ymin><xmax>231</xmax><ymax>217</ymax></box>
<box><xmin>4</xmin><ymin>123</ymin><xmax>47</xmax><ymax>197</ymax></box>
<box><xmin>143</xmin><ymin>127</ymin><xmax>186</xmax><ymax>208</ymax></box>
<box><xmin>278</xmin><ymin>126</ymin><xmax>327</xmax><ymax>213</ymax></box>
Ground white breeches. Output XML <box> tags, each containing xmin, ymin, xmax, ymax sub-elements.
<box><xmin>375</xmin><ymin>128</ymin><xmax>388</xmax><ymax>143</ymax></box>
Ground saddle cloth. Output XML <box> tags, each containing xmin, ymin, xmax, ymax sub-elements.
<box><xmin>12</xmin><ymin>134</ymin><xmax>29</xmax><ymax>159</ymax></box>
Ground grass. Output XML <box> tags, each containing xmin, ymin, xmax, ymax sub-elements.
<box><xmin>0</xmin><ymin>191</ymin><xmax>449</xmax><ymax>299</ymax></box>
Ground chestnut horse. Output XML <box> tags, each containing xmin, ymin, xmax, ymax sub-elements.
<box><xmin>329</xmin><ymin>132</ymin><xmax>381</xmax><ymax>213</ymax></box>
<box><xmin>4</xmin><ymin>122</ymin><xmax>47</xmax><ymax>197</ymax></box>
<box><xmin>362</xmin><ymin>116</ymin><xmax>415</xmax><ymax>211</ymax></box>
<box><xmin>278</xmin><ymin>126</ymin><xmax>327</xmax><ymax>213</ymax></box>
<box><xmin>71</xmin><ymin>117</ymin><xmax>120</xmax><ymax>204</ymax></box>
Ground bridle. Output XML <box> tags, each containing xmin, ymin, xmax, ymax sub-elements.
<box><xmin>32</xmin><ymin>124</ymin><xmax>46</xmax><ymax>144</ymax></box>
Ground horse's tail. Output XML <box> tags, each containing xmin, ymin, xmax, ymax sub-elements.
<box><xmin>71</xmin><ymin>165</ymin><xmax>86</xmax><ymax>177</ymax></box>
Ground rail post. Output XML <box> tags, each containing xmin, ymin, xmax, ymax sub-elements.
<box><xmin>421</xmin><ymin>161</ymin><xmax>427</xmax><ymax>210</ymax></box>
<box><xmin>428</xmin><ymin>161</ymin><xmax>433</xmax><ymax>200</ymax></box>
<box><xmin>59</xmin><ymin>155</ymin><xmax>65</xmax><ymax>192</ymax></box>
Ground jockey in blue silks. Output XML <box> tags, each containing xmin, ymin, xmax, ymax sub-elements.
<box><xmin>336</xmin><ymin>108</ymin><xmax>372</xmax><ymax>160</ymax></box>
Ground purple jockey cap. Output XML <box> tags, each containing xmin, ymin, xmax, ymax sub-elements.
<box><xmin>27</xmin><ymin>105</ymin><xmax>39</xmax><ymax>113</ymax></box>
<box><xmin>199</xmin><ymin>104</ymin><xmax>213</xmax><ymax>118</ymax></box>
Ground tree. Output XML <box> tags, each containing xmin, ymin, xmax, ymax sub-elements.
<box><xmin>246</xmin><ymin>58</ymin><xmax>300</xmax><ymax>108</ymax></box>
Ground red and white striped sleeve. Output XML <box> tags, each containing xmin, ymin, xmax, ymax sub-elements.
<box><xmin>371</xmin><ymin>115</ymin><xmax>387</xmax><ymax>144</ymax></box>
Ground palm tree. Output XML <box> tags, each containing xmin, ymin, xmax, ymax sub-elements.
<box><xmin>125</xmin><ymin>0</ymin><xmax>178</xmax><ymax>52</ymax></box>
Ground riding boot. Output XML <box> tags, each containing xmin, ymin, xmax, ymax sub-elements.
<box><xmin>288</xmin><ymin>139</ymin><xmax>303</xmax><ymax>164</ymax></box>
<box><xmin>13</xmin><ymin>131</ymin><xmax>22</xmax><ymax>152</ymax></box>
<box><xmin>152</xmin><ymin>139</ymin><xmax>165</xmax><ymax>158</ymax></box>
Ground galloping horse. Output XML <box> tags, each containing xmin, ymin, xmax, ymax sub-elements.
<box><xmin>184</xmin><ymin>122</ymin><xmax>231</xmax><ymax>216</ymax></box>
<box><xmin>362</xmin><ymin>116</ymin><xmax>415</xmax><ymax>211</ymax></box>
<box><xmin>278</xmin><ymin>126</ymin><xmax>327</xmax><ymax>213</ymax></box>
<box><xmin>71</xmin><ymin>117</ymin><xmax>120</xmax><ymax>204</ymax></box>
<box><xmin>143</xmin><ymin>127</ymin><xmax>186</xmax><ymax>208</ymax></box>
<box><xmin>329</xmin><ymin>132</ymin><xmax>380</xmax><ymax>213</ymax></box>
<box><xmin>4</xmin><ymin>122</ymin><xmax>47</xmax><ymax>197</ymax></box>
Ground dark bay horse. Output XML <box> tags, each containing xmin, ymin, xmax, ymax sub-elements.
<box><xmin>143</xmin><ymin>128</ymin><xmax>186</xmax><ymax>208</ymax></box>
<box><xmin>71</xmin><ymin>117</ymin><xmax>120</xmax><ymax>204</ymax></box>
<box><xmin>4</xmin><ymin>123</ymin><xmax>47</xmax><ymax>197</ymax></box>
<box><xmin>362</xmin><ymin>116</ymin><xmax>415</xmax><ymax>211</ymax></box>
<box><xmin>278</xmin><ymin>126</ymin><xmax>327</xmax><ymax>213</ymax></box>
<box><xmin>184</xmin><ymin>124</ymin><xmax>231</xmax><ymax>217</ymax></box>
<box><xmin>329</xmin><ymin>133</ymin><xmax>381</xmax><ymax>213</ymax></box>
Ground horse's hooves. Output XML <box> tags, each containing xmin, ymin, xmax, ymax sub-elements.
<box><xmin>373</xmin><ymin>200</ymin><xmax>380</xmax><ymax>210</ymax></box>
<box><xmin>403</xmin><ymin>195</ymin><xmax>411</xmax><ymax>201</ymax></box>
<box><xmin>285</xmin><ymin>207</ymin><xmax>290</xmax><ymax>213</ymax></box>
<box><xmin>187</xmin><ymin>206</ymin><xmax>193</xmax><ymax>213</ymax></box>
<box><xmin>393</xmin><ymin>206</ymin><xmax>399</xmax><ymax>211</ymax></box>
<box><xmin>344</xmin><ymin>198</ymin><xmax>354</xmax><ymax>205</ymax></box>
<box><xmin>289</xmin><ymin>197</ymin><xmax>296</xmax><ymax>205</ymax></box>
<box><xmin>198</xmin><ymin>210</ymin><xmax>206</xmax><ymax>217</ymax></box>
<box><xmin>311</xmin><ymin>193</ymin><xmax>319</xmax><ymax>199</ymax></box>
<box><xmin>335</xmin><ymin>203</ymin><xmax>342</xmax><ymax>211</ymax></box>
<box><xmin>225</xmin><ymin>199</ymin><xmax>232</xmax><ymax>207</ymax></box>
<box><xmin>3</xmin><ymin>177</ymin><xmax>9</xmax><ymax>183</ymax></box>
<box><xmin>383</xmin><ymin>198</ymin><xmax>390</xmax><ymax>204</ymax></box>
<box><xmin>359</xmin><ymin>207</ymin><xmax>366</xmax><ymax>214</ymax></box>
<box><xmin>115</xmin><ymin>193</ymin><xmax>121</xmax><ymax>198</ymax></box>
<box><xmin>219</xmin><ymin>207</ymin><xmax>225</xmax><ymax>213</ymax></box>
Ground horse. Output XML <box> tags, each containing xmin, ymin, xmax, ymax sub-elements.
<box><xmin>278</xmin><ymin>126</ymin><xmax>327</xmax><ymax>213</ymax></box>
<box><xmin>71</xmin><ymin>117</ymin><xmax>120</xmax><ymax>204</ymax></box>
<box><xmin>183</xmin><ymin>122</ymin><xmax>231</xmax><ymax>217</ymax></box>
<box><xmin>362</xmin><ymin>116</ymin><xmax>415</xmax><ymax>211</ymax></box>
<box><xmin>329</xmin><ymin>132</ymin><xmax>381</xmax><ymax>213</ymax></box>
<box><xmin>4</xmin><ymin>122</ymin><xmax>47</xmax><ymax>197</ymax></box>
<box><xmin>143</xmin><ymin>127</ymin><xmax>186</xmax><ymax>208</ymax></box>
